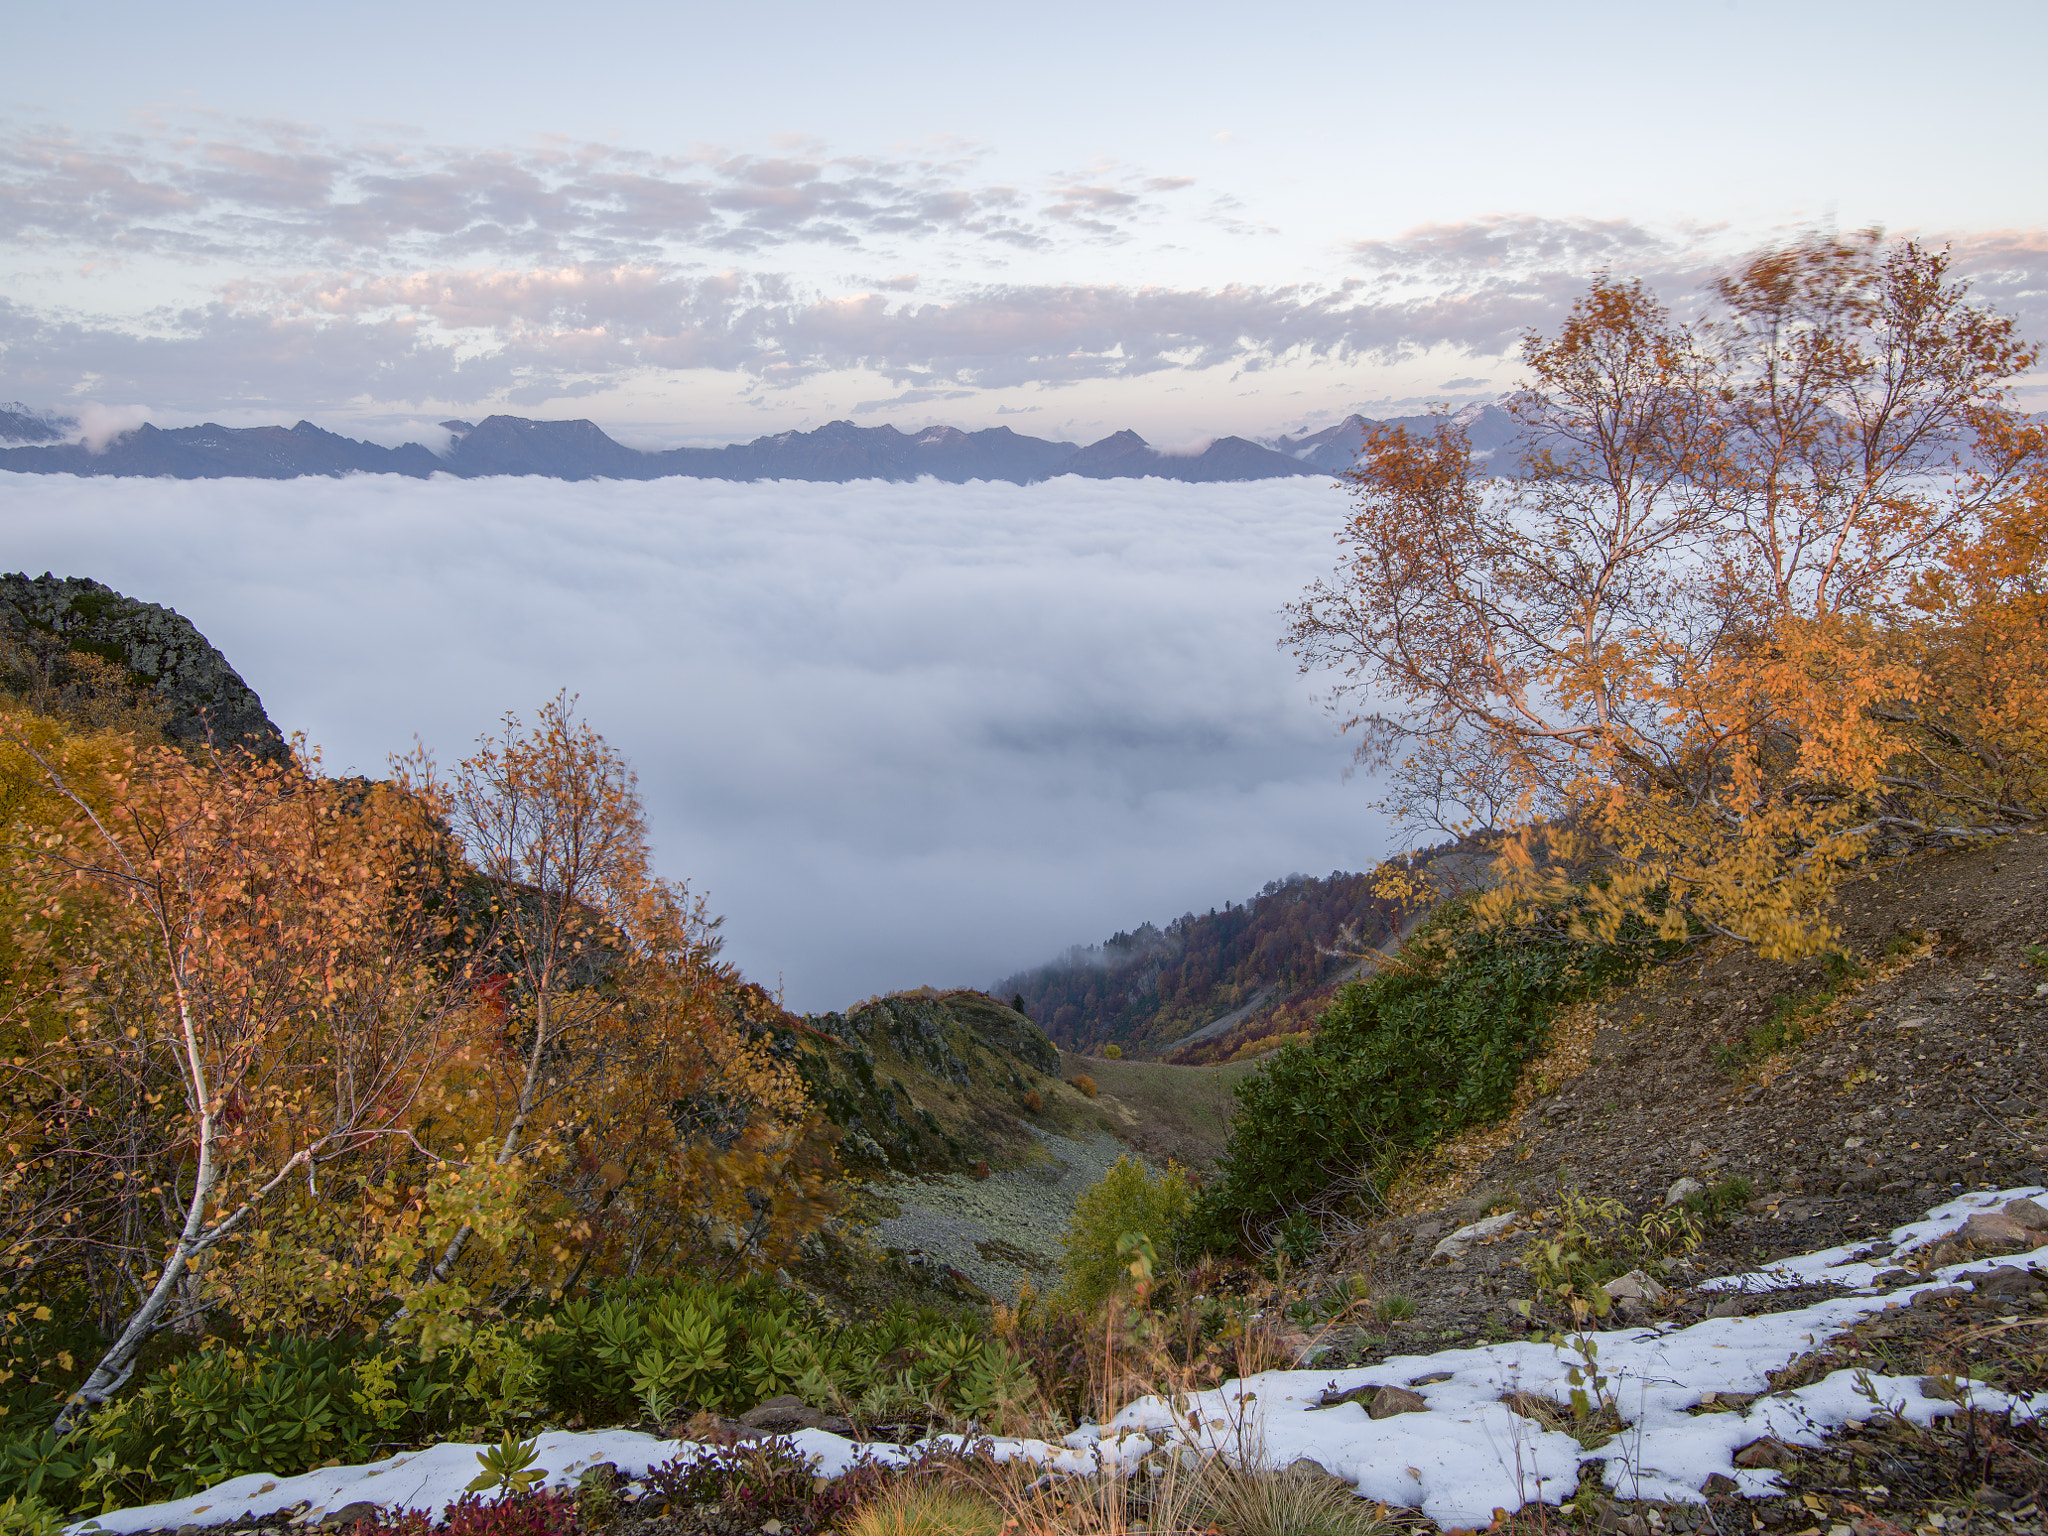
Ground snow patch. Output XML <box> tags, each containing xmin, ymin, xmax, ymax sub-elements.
<box><xmin>68</xmin><ymin>1188</ymin><xmax>2048</xmax><ymax>1535</ymax></box>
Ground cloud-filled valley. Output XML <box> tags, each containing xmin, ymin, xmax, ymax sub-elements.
<box><xmin>4</xmin><ymin>469</ymin><xmax>1389</xmax><ymax>1010</ymax></box>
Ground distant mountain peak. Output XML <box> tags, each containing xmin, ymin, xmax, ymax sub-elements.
<box><xmin>0</xmin><ymin>404</ymin><xmax>1516</xmax><ymax>485</ymax></box>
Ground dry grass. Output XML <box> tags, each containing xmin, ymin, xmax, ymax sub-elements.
<box><xmin>976</xmin><ymin>1445</ymin><xmax>1395</xmax><ymax>1536</ymax></box>
<box><xmin>840</xmin><ymin>1480</ymin><xmax>1006</xmax><ymax>1536</ymax></box>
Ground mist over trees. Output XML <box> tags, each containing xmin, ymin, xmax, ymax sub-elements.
<box><xmin>997</xmin><ymin>870</ymin><xmax>1409</xmax><ymax>1056</ymax></box>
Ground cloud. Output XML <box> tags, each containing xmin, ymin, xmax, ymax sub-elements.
<box><xmin>0</xmin><ymin>471</ymin><xmax>1389</xmax><ymax>1011</ymax></box>
<box><xmin>1348</xmin><ymin>213</ymin><xmax>1706</xmax><ymax>279</ymax></box>
<box><xmin>0</xmin><ymin>265</ymin><xmax>1552</xmax><ymax>411</ymax></box>
<box><xmin>0</xmin><ymin>119</ymin><xmax>1180</xmax><ymax>266</ymax></box>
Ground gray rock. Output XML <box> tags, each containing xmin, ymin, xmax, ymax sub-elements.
<box><xmin>2003</xmin><ymin>1197</ymin><xmax>2048</xmax><ymax>1231</ymax></box>
<box><xmin>1602</xmin><ymin>1269</ymin><xmax>1668</xmax><ymax>1304</ymax></box>
<box><xmin>1664</xmin><ymin>1176</ymin><xmax>1706</xmax><ymax>1207</ymax></box>
<box><xmin>1971</xmin><ymin>1266</ymin><xmax>2035</xmax><ymax>1299</ymax></box>
<box><xmin>738</xmin><ymin>1394</ymin><xmax>827</xmax><ymax>1430</ymax></box>
<box><xmin>1705</xmin><ymin>1296</ymin><xmax>1747</xmax><ymax>1319</ymax></box>
<box><xmin>1428</xmin><ymin>1212</ymin><xmax>1517</xmax><ymax>1264</ymax></box>
<box><xmin>1963</xmin><ymin>1211</ymin><xmax>2031</xmax><ymax>1248</ymax></box>
<box><xmin>0</xmin><ymin>573</ymin><xmax>286</xmax><ymax>758</ymax></box>
<box><xmin>319</xmin><ymin>1502</ymin><xmax>384</xmax><ymax>1530</ymax></box>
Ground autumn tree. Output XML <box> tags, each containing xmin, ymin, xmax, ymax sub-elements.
<box><xmin>1286</xmin><ymin>233</ymin><xmax>2044</xmax><ymax>955</ymax></box>
<box><xmin>399</xmin><ymin>695</ymin><xmax>832</xmax><ymax>1299</ymax></box>
<box><xmin>0</xmin><ymin>726</ymin><xmax>479</xmax><ymax>1430</ymax></box>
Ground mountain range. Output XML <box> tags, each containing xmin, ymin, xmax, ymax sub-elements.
<box><xmin>0</xmin><ymin>400</ymin><xmax>1521</xmax><ymax>485</ymax></box>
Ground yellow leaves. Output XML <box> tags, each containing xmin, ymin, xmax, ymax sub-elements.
<box><xmin>1293</xmin><ymin>236</ymin><xmax>2045</xmax><ymax>962</ymax></box>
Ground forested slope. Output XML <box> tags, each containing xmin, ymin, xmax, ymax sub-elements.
<box><xmin>997</xmin><ymin>863</ymin><xmax>1451</xmax><ymax>1058</ymax></box>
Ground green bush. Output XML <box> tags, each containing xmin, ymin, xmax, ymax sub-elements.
<box><xmin>5</xmin><ymin>1275</ymin><xmax>1021</xmax><ymax>1519</ymax></box>
<box><xmin>0</xmin><ymin>1494</ymin><xmax>65</xmax><ymax>1536</ymax></box>
<box><xmin>1186</xmin><ymin>912</ymin><xmax>1646</xmax><ymax>1250</ymax></box>
<box><xmin>1054</xmin><ymin>1154</ymin><xmax>1194</xmax><ymax>1310</ymax></box>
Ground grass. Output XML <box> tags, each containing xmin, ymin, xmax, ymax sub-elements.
<box><xmin>1056</xmin><ymin>1050</ymin><xmax>1266</xmax><ymax>1168</ymax></box>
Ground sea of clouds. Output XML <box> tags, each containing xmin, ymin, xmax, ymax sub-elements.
<box><xmin>6</xmin><ymin>471</ymin><xmax>1390</xmax><ymax>1011</ymax></box>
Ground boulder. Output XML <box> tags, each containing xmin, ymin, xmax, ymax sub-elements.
<box><xmin>1664</xmin><ymin>1176</ymin><xmax>1706</xmax><ymax>1207</ymax></box>
<box><xmin>1963</xmin><ymin>1211</ymin><xmax>2030</xmax><ymax>1248</ymax></box>
<box><xmin>1733</xmin><ymin>1438</ymin><xmax>1791</xmax><ymax>1469</ymax></box>
<box><xmin>737</xmin><ymin>1394</ymin><xmax>842</xmax><ymax>1432</ymax></box>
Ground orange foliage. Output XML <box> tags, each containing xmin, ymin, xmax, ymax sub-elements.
<box><xmin>1287</xmin><ymin>233</ymin><xmax>2045</xmax><ymax>955</ymax></box>
<box><xmin>0</xmin><ymin>728</ymin><xmax>477</xmax><ymax>1422</ymax></box>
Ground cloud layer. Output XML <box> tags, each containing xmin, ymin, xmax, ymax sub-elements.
<box><xmin>3</xmin><ymin>470</ymin><xmax>1389</xmax><ymax>1010</ymax></box>
<box><xmin>6</xmin><ymin>117</ymin><xmax>2043</xmax><ymax>423</ymax></box>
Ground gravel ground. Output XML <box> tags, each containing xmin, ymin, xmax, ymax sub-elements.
<box><xmin>868</xmin><ymin>1124</ymin><xmax>1138</xmax><ymax>1299</ymax></box>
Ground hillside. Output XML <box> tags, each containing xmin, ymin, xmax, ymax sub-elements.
<box><xmin>998</xmin><ymin>857</ymin><xmax>1473</xmax><ymax>1059</ymax></box>
<box><xmin>1262</xmin><ymin>830</ymin><xmax>2046</xmax><ymax>1366</ymax></box>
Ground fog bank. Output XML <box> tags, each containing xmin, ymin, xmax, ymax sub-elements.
<box><xmin>6</xmin><ymin>471</ymin><xmax>1390</xmax><ymax>1010</ymax></box>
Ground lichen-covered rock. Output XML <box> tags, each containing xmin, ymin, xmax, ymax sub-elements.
<box><xmin>0</xmin><ymin>573</ymin><xmax>286</xmax><ymax>758</ymax></box>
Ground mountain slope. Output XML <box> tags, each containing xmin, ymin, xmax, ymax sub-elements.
<box><xmin>998</xmin><ymin>869</ymin><xmax>1418</xmax><ymax>1059</ymax></box>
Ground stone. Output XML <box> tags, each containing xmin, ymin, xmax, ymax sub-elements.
<box><xmin>1664</xmin><ymin>1176</ymin><xmax>1706</xmax><ymax>1207</ymax></box>
<box><xmin>1603</xmin><ymin>1269</ymin><xmax>1669</xmax><ymax>1304</ymax></box>
<box><xmin>1701</xmin><ymin>1473</ymin><xmax>1740</xmax><ymax>1497</ymax></box>
<box><xmin>1734</xmin><ymin>1437</ymin><xmax>1791</xmax><ymax>1469</ymax></box>
<box><xmin>1963</xmin><ymin>1211</ymin><xmax>2030</xmax><ymax>1248</ymax></box>
<box><xmin>1407</xmin><ymin>1370</ymin><xmax>1455</xmax><ymax>1387</ymax></box>
<box><xmin>319</xmin><ymin>1503</ymin><xmax>384</xmax><ymax>1531</ymax></box>
<box><xmin>0</xmin><ymin>574</ymin><xmax>287</xmax><ymax>758</ymax></box>
<box><xmin>1428</xmin><ymin>1212</ymin><xmax>1517</xmax><ymax>1264</ymax></box>
<box><xmin>2003</xmin><ymin>1197</ymin><xmax>2048</xmax><ymax>1231</ymax></box>
<box><xmin>1285</xmin><ymin>1456</ymin><xmax>1340</xmax><ymax>1483</ymax></box>
<box><xmin>1705</xmin><ymin>1296</ymin><xmax>1747</xmax><ymax>1319</ymax></box>
<box><xmin>1971</xmin><ymin>1266</ymin><xmax>2034</xmax><ymax>1299</ymax></box>
<box><xmin>1911</xmin><ymin>1285</ymin><xmax>1968</xmax><ymax>1308</ymax></box>
<box><xmin>737</xmin><ymin>1394</ymin><xmax>827</xmax><ymax>1431</ymax></box>
<box><xmin>1367</xmin><ymin>1385</ymin><xmax>1429</xmax><ymax>1419</ymax></box>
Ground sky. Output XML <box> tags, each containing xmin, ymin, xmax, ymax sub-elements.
<box><xmin>6</xmin><ymin>472</ymin><xmax>1383</xmax><ymax>1011</ymax></box>
<box><xmin>4</xmin><ymin>0</ymin><xmax>2046</xmax><ymax>446</ymax></box>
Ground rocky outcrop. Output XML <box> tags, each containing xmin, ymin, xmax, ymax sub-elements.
<box><xmin>0</xmin><ymin>573</ymin><xmax>287</xmax><ymax>758</ymax></box>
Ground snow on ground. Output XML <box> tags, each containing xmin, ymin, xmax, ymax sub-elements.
<box><xmin>70</xmin><ymin>1188</ymin><xmax>2048</xmax><ymax>1536</ymax></box>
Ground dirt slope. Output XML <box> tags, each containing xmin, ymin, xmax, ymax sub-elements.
<box><xmin>1302</xmin><ymin>830</ymin><xmax>2048</xmax><ymax>1356</ymax></box>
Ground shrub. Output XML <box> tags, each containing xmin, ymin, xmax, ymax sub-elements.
<box><xmin>648</xmin><ymin>1439</ymin><xmax>817</xmax><ymax>1529</ymax></box>
<box><xmin>344</xmin><ymin>1490</ymin><xmax>576</xmax><ymax>1536</ymax></box>
<box><xmin>1186</xmin><ymin>911</ymin><xmax>1646</xmax><ymax>1250</ymax></box>
<box><xmin>1068</xmin><ymin>1074</ymin><xmax>1098</xmax><ymax>1098</ymax></box>
<box><xmin>1514</xmin><ymin>1188</ymin><xmax>1706</xmax><ymax>1325</ymax></box>
<box><xmin>4</xmin><ymin>1274</ymin><xmax>1023</xmax><ymax>1519</ymax></box>
<box><xmin>0</xmin><ymin>1494</ymin><xmax>64</xmax><ymax>1536</ymax></box>
<box><xmin>1055</xmin><ymin>1155</ymin><xmax>1195</xmax><ymax>1311</ymax></box>
<box><xmin>1020</xmin><ymin>1089</ymin><xmax>1042</xmax><ymax>1114</ymax></box>
<box><xmin>1102</xmin><ymin>1044</ymin><xmax>1121</xmax><ymax>1059</ymax></box>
